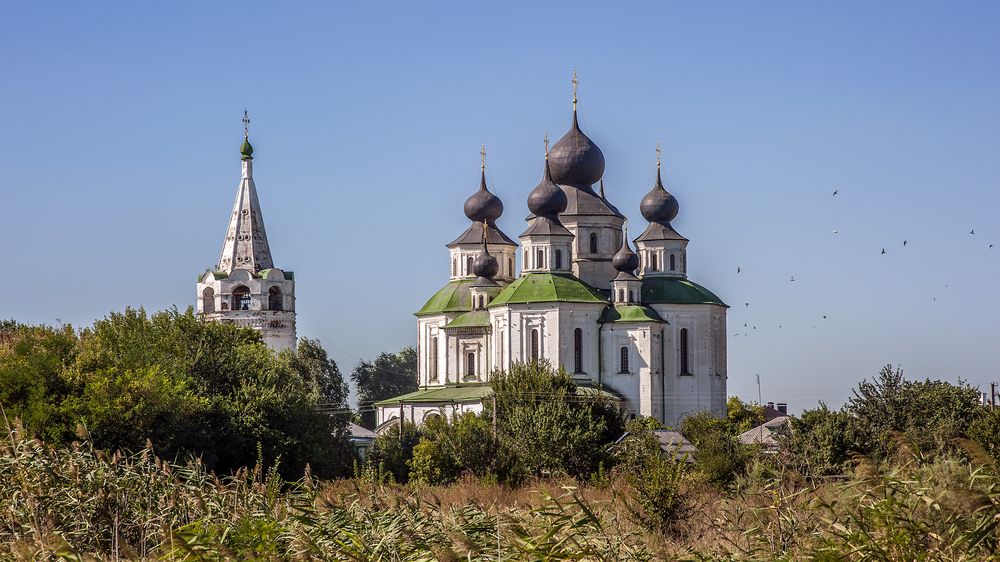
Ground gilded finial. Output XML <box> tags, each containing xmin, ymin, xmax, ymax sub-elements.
<box><xmin>544</xmin><ymin>132</ymin><xmax>549</xmax><ymax>157</ymax></box>
<box><xmin>656</xmin><ymin>142</ymin><xmax>661</xmax><ymax>168</ymax></box>
<box><xmin>482</xmin><ymin>220</ymin><xmax>489</xmax><ymax>245</ymax></box>
<box><xmin>243</xmin><ymin>110</ymin><xmax>250</xmax><ymax>140</ymax></box>
<box><xmin>481</xmin><ymin>144</ymin><xmax>486</xmax><ymax>171</ymax></box>
<box><xmin>572</xmin><ymin>69</ymin><xmax>578</xmax><ymax>111</ymax></box>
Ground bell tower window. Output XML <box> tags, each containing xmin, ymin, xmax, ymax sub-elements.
<box><xmin>628</xmin><ymin>290</ymin><xmax>634</xmax><ymax>303</ymax></box>
<box><xmin>509</xmin><ymin>258</ymin><xmax>513</xmax><ymax>276</ymax></box>
<box><xmin>536</xmin><ymin>249</ymin><xmax>544</xmax><ymax>269</ymax></box>
<box><xmin>590</xmin><ymin>232</ymin><xmax>597</xmax><ymax>254</ymax></box>
<box><xmin>680</xmin><ymin>328</ymin><xmax>689</xmax><ymax>374</ymax></box>
<box><xmin>202</xmin><ymin>288</ymin><xmax>215</xmax><ymax>313</ymax></box>
<box><xmin>268</xmin><ymin>287</ymin><xmax>283</xmax><ymax>311</ymax></box>
<box><xmin>618</xmin><ymin>289</ymin><xmax>624</xmax><ymax>303</ymax></box>
<box><xmin>574</xmin><ymin>328</ymin><xmax>583</xmax><ymax>373</ymax></box>
<box><xmin>467</xmin><ymin>256</ymin><xmax>473</xmax><ymax>276</ymax></box>
<box><xmin>555</xmin><ymin>249</ymin><xmax>562</xmax><ymax>269</ymax></box>
<box><xmin>651</xmin><ymin>253</ymin><xmax>658</xmax><ymax>271</ymax></box>
<box><xmin>232</xmin><ymin>286</ymin><xmax>250</xmax><ymax>311</ymax></box>
<box><xmin>670</xmin><ymin>254</ymin><xmax>676</xmax><ymax>271</ymax></box>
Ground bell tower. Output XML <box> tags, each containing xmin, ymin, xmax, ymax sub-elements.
<box><xmin>196</xmin><ymin>112</ymin><xmax>297</xmax><ymax>351</ymax></box>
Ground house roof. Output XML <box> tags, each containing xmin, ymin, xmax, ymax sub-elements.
<box><xmin>348</xmin><ymin>422</ymin><xmax>376</xmax><ymax>440</ymax></box>
<box><xmin>489</xmin><ymin>272</ymin><xmax>608</xmax><ymax>306</ymax></box>
<box><xmin>653</xmin><ymin>430</ymin><xmax>698</xmax><ymax>462</ymax></box>
<box><xmin>738</xmin><ymin>416</ymin><xmax>791</xmax><ymax>450</ymax></box>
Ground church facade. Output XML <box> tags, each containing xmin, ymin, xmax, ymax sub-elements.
<box><xmin>195</xmin><ymin>119</ymin><xmax>297</xmax><ymax>351</ymax></box>
<box><xmin>376</xmin><ymin>102</ymin><xmax>728</xmax><ymax>428</ymax></box>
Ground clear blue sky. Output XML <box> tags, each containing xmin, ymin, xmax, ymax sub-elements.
<box><xmin>3</xmin><ymin>2</ymin><xmax>998</xmax><ymax>414</ymax></box>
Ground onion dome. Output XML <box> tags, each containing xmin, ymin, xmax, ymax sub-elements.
<box><xmin>640</xmin><ymin>167</ymin><xmax>678</xmax><ymax>223</ymax></box>
<box><xmin>527</xmin><ymin>157</ymin><xmax>568</xmax><ymax>217</ymax></box>
<box><xmin>240</xmin><ymin>139</ymin><xmax>254</xmax><ymax>160</ymax></box>
<box><xmin>464</xmin><ymin>169</ymin><xmax>504</xmax><ymax>223</ymax></box>
<box><xmin>472</xmin><ymin>240</ymin><xmax>499</xmax><ymax>279</ymax></box>
<box><xmin>548</xmin><ymin>110</ymin><xmax>605</xmax><ymax>187</ymax></box>
<box><xmin>612</xmin><ymin>227</ymin><xmax>640</xmax><ymax>274</ymax></box>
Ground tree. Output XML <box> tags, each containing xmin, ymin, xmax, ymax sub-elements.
<box><xmin>489</xmin><ymin>360</ymin><xmax>625</xmax><ymax>479</ymax></box>
<box><xmin>681</xmin><ymin>410</ymin><xmax>751</xmax><ymax>487</ymax></box>
<box><xmin>351</xmin><ymin>347</ymin><xmax>418</xmax><ymax>429</ymax></box>
<box><xmin>408</xmin><ymin>411</ymin><xmax>521</xmax><ymax>485</ymax></box>
<box><xmin>785</xmin><ymin>402</ymin><xmax>863</xmax><ymax>476</ymax></box>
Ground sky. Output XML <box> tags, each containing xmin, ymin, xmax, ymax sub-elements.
<box><xmin>2</xmin><ymin>2</ymin><xmax>998</xmax><ymax>415</ymax></box>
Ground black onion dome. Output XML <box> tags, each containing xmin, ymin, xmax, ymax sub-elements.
<box><xmin>464</xmin><ymin>170</ymin><xmax>504</xmax><ymax>222</ymax></box>
<box><xmin>640</xmin><ymin>168</ymin><xmax>679</xmax><ymax>223</ymax></box>
<box><xmin>527</xmin><ymin>158</ymin><xmax>568</xmax><ymax>217</ymax></box>
<box><xmin>472</xmin><ymin>227</ymin><xmax>499</xmax><ymax>279</ymax></box>
<box><xmin>548</xmin><ymin>111</ymin><xmax>605</xmax><ymax>187</ymax></box>
<box><xmin>612</xmin><ymin>229</ymin><xmax>640</xmax><ymax>273</ymax></box>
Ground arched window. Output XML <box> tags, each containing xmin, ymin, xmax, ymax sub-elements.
<box><xmin>618</xmin><ymin>289</ymin><xmax>624</xmax><ymax>303</ymax></box>
<box><xmin>574</xmin><ymin>328</ymin><xmax>583</xmax><ymax>373</ymax></box>
<box><xmin>590</xmin><ymin>232</ymin><xmax>598</xmax><ymax>254</ymax></box>
<box><xmin>680</xmin><ymin>328</ymin><xmax>689</xmax><ymax>374</ymax></box>
<box><xmin>468</xmin><ymin>352</ymin><xmax>476</xmax><ymax>377</ymax></box>
<box><xmin>628</xmin><ymin>290</ymin><xmax>634</xmax><ymax>303</ymax></box>
<box><xmin>453</xmin><ymin>259</ymin><xmax>457</xmax><ymax>277</ymax></box>
<box><xmin>431</xmin><ymin>337</ymin><xmax>438</xmax><ymax>380</ymax></box>
<box><xmin>509</xmin><ymin>258</ymin><xmax>513</xmax><ymax>276</ymax></box>
<box><xmin>478</xmin><ymin>295</ymin><xmax>484</xmax><ymax>309</ymax></box>
<box><xmin>555</xmin><ymin>249</ymin><xmax>562</xmax><ymax>269</ymax></box>
<box><xmin>620</xmin><ymin>346</ymin><xmax>629</xmax><ymax>373</ymax></box>
<box><xmin>651</xmin><ymin>253</ymin><xmax>658</xmax><ymax>271</ymax></box>
<box><xmin>467</xmin><ymin>256</ymin><xmax>473</xmax><ymax>275</ymax></box>
<box><xmin>268</xmin><ymin>287</ymin><xmax>283</xmax><ymax>311</ymax></box>
<box><xmin>523</xmin><ymin>250</ymin><xmax>528</xmax><ymax>269</ymax></box>
<box><xmin>670</xmin><ymin>254</ymin><xmax>676</xmax><ymax>271</ymax></box>
<box><xmin>530</xmin><ymin>329</ymin><xmax>539</xmax><ymax>361</ymax></box>
<box><xmin>232</xmin><ymin>286</ymin><xmax>250</xmax><ymax>311</ymax></box>
<box><xmin>537</xmin><ymin>249</ymin><xmax>544</xmax><ymax>269</ymax></box>
<box><xmin>202</xmin><ymin>288</ymin><xmax>215</xmax><ymax>313</ymax></box>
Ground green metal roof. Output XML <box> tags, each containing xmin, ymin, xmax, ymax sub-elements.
<box><xmin>199</xmin><ymin>271</ymin><xmax>229</xmax><ymax>282</ymax></box>
<box><xmin>489</xmin><ymin>273</ymin><xmax>608</xmax><ymax>306</ymax></box>
<box><xmin>415</xmin><ymin>279</ymin><xmax>474</xmax><ymax>316</ymax></box>
<box><xmin>374</xmin><ymin>384</ymin><xmax>494</xmax><ymax>406</ymax></box>
<box><xmin>640</xmin><ymin>277</ymin><xmax>727</xmax><ymax>307</ymax></box>
<box><xmin>444</xmin><ymin>311</ymin><xmax>491</xmax><ymax>329</ymax></box>
<box><xmin>598</xmin><ymin>304</ymin><xmax>666</xmax><ymax>324</ymax></box>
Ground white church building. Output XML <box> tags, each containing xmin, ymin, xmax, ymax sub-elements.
<box><xmin>196</xmin><ymin>115</ymin><xmax>297</xmax><ymax>351</ymax></box>
<box><xmin>376</xmin><ymin>99</ymin><xmax>728</xmax><ymax>428</ymax></box>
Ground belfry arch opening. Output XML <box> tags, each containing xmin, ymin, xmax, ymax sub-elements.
<box><xmin>202</xmin><ymin>287</ymin><xmax>215</xmax><ymax>313</ymax></box>
<box><xmin>232</xmin><ymin>286</ymin><xmax>251</xmax><ymax>311</ymax></box>
<box><xmin>268</xmin><ymin>286</ymin><xmax>283</xmax><ymax>311</ymax></box>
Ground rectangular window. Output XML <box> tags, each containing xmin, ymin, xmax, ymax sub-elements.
<box><xmin>680</xmin><ymin>328</ymin><xmax>689</xmax><ymax>375</ymax></box>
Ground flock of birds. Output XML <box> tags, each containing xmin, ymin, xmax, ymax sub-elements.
<box><xmin>729</xmin><ymin>189</ymin><xmax>991</xmax><ymax>339</ymax></box>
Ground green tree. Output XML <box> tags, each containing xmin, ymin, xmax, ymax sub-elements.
<box><xmin>351</xmin><ymin>347</ymin><xmax>418</xmax><ymax>429</ymax></box>
<box><xmin>681</xmin><ymin>410</ymin><xmax>752</xmax><ymax>487</ymax></box>
<box><xmin>785</xmin><ymin>402</ymin><xmax>863</xmax><ymax>476</ymax></box>
<box><xmin>409</xmin><ymin>411</ymin><xmax>521</xmax><ymax>485</ymax></box>
<box><xmin>365</xmin><ymin>421</ymin><xmax>422</xmax><ymax>483</ymax></box>
<box><xmin>490</xmin><ymin>360</ymin><xmax>624</xmax><ymax>479</ymax></box>
<box><xmin>612</xmin><ymin>419</ymin><xmax>689</xmax><ymax>532</ymax></box>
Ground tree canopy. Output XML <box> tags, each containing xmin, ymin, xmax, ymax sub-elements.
<box><xmin>351</xmin><ymin>346</ymin><xmax>417</xmax><ymax>429</ymax></box>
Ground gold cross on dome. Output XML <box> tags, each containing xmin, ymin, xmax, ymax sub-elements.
<box><xmin>482</xmin><ymin>220</ymin><xmax>489</xmax><ymax>244</ymax></box>
<box><xmin>656</xmin><ymin>142</ymin><xmax>661</xmax><ymax>168</ymax></box>
<box><xmin>480</xmin><ymin>144</ymin><xmax>486</xmax><ymax>170</ymax></box>
<box><xmin>544</xmin><ymin>132</ymin><xmax>549</xmax><ymax>156</ymax></box>
<box><xmin>243</xmin><ymin>110</ymin><xmax>250</xmax><ymax>139</ymax></box>
<box><xmin>572</xmin><ymin>69</ymin><xmax>578</xmax><ymax>109</ymax></box>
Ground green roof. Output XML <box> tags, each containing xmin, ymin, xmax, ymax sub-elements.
<box><xmin>375</xmin><ymin>384</ymin><xmax>494</xmax><ymax>406</ymax></box>
<box><xmin>444</xmin><ymin>311</ymin><xmax>491</xmax><ymax>329</ymax></box>
<box><xmin>489</xmin><ymin>273</ymin><xmax>608</xmax><ymax>306</ymax></box>
<box><xmin>415</xmin><ymin>279</ymin><xmax>474</xmax><ymax>316</ymax></box>
<box><xmin>640</xmin><ymin>277</ymin><xmax>727</xmax><ymax>307</ymax></box>
<box><xmin>199</xmin><ymin>271</ymin><xmax>229</xmax><ymax>282</ymax></box>
<box><xmin>598</xmin><ymin>304</ymin><xmax>666</xmax><ymax>324</ymax></box>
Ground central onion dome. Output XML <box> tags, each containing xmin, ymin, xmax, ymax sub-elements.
<box><xmin>527</xmin><ymin>157</ymin><xmax>568</xmax><ymax>217</ymax></box>
<box><xmin>640</xmin><ymin>167</ymin><xmax>679</xmax><ymax>223</ymax></box>
<box><xmin>548</xmin><ymin>111</ymin><xmax>605</xmax><ymax>187</ymax></box>
<box><xmin>464</xmin><ymin>170</ymin><xmax>504</xmax><ymax>223</ymax></box>
<box><xmin>612</xmin><ymin>227</ymin><xmax>640</xmax><ymax>274</ymax></box>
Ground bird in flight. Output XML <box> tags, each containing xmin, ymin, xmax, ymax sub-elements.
<box><xmin>882</xmin><ymin>248</ymin><xmax>886</xmax><ymax>254</ymax></box>
<box><xmin>903</xmin><ymin>240</ymin><xmax>907</xmax><ymax>246</ymax></box>
<box><xmin>744</xmin><ymin>323</ymin><xmax>747</xmax><ymax>327</ymax></box>
<box><xmin>823</xmin><ymin>316</ymin><xmax>827</xmax><ymax>319</ymax></box>
<box><xmin>833</xmin><ymin>190</ymin><xmax>838</xmax><ymax>196</ymax></box>
<box><xmin>745</xmin><ymin>303</ymin><xmax>749</xmax><ymax>307</ymax></box>
<box><xmin>971</xmin><ymin>230</ymin><xmax>975</xmax><ymax>234</ymax></box>
<box><xmin>790</xmin><ymin>277</ymin><xmax>795</xmax><ymax>281</ymax></box>
<box><xmin>991</xmin><ymin>245</ymin><xmax>994</xmax><ymax>249</ymax></box>
<box><xmin>738</xmin><ymin>267</ymin><xmax>741</xmax><ymax>273</ymax></box>
<box><xmin>833</xmin><ymin>230</ymin><xmax>838</xmax><ymax>234</ymax></box>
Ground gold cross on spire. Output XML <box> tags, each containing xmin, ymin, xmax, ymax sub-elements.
<box><xmin>544</xmin><ymin>132</ymin><xmax>549</xmax><ymax>157</ymax></box>
<box><xmin>482</xmin><ymin>220</ymin><xmax>489</xmax><ymax>245</ymax></box>
<box><xmin>481</xmin><ymin>144</ymin><xmax>486</xmax><ymax>171</ymax></box>
<box><xmin>243</xmin><ymin>110</ymin><xmax>250</xmax><ymax>140</ymax></box>
<box><xmin>656</xmin><ymin>141</ymin><xmax>661</xmax><ymax>168</ymax></box>
<box><xmin>572</xmin><ymin>69</ymin><xmax>578</xmax><ymax>110</ymax></box>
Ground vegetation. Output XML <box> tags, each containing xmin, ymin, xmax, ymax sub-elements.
<box><xmin>350</xmin><ymin>347</ymin><xmax>417</xmax><ymax>429</ymax></box>
<box><xmin>0</xmin><ymin>309</ymin><xmax>353</xmax><ymax>480</ymax></box>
